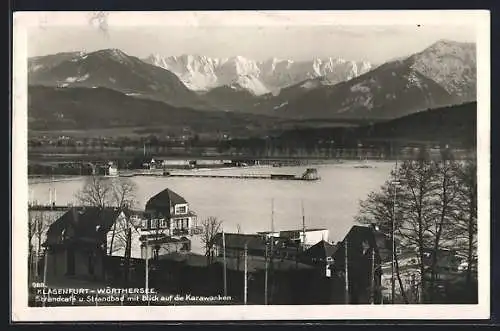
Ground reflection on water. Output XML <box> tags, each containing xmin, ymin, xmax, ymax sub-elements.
<box><xmin>28</xmin><ymin>161</ymin><xmax>394</xmax><ymax>242</ymax></box>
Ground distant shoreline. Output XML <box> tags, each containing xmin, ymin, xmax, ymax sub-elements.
<box><xmin>28</xmin><ymin>160</ymin><xmax>396</xmax><ymax>184</ymax></box>
<box><xmin>28</xmin><ymin>176</ymin><xmax>86</xmax><ymax>184</ymax></box>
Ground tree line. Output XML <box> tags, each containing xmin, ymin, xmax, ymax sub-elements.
<box><xmin>356</xmin><ymin>148</ymin><xmax>477</xmax><ymax>303</ymax></box>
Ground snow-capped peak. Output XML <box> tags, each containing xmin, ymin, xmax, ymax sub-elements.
<box><xmin>143</xmin><ymin>53</ymin><xmax>373</xmax><ymax>95</ymax></box>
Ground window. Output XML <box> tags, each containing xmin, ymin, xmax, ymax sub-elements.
<box><xmin>152</xmin><ymin>219</ymin><xmax>162</xmax><ymax>229</ymax></box>
<box><xmin>326</xmin><ymin>265</ymin><xmax>331</xmax><ymax>278</ymax></box>
<box><xmin>160</xmin><ymin>219</ymin><xmax>169</xmax><ymax>228</ymax></box>
<box><xmin>176</xmin><ymin>205</ymin><xmax>187</xmax><ymax>214</ymax></box>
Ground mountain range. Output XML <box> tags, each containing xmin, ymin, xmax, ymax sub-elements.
<box><xmin>143</xmin><ymin>54</ymin><xmax>373</xmax><ymax>95</ymax></box>
<box><xmin>27</xmin><ymin>39</ymin><xmax>477</xmax><ymax>123</ymax></box>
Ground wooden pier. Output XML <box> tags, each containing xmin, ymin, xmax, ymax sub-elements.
<box><xmin>162</xmin><ymin>168</ymin><xmax>320</xmax><ymax>181</ymax></box>
<box><xmin>117</xmin><ymin>168</ymin><xmax>320</xmax><ymax>181</ymax></box>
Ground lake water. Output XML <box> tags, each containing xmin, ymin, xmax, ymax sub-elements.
<box><xmin>29</xmin><ymin>161</ymin><xmax>395</xmax><ymax>244</ymax></box>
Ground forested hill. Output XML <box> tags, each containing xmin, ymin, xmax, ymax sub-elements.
<box><xmin>275</xmin><ymin>102</ymin><xmax>477</xmax><ymax>148</ymax></box>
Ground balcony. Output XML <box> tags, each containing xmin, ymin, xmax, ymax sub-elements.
<box><xmin>172</xmin><ymin>228</ymin><xmax>189</xmax><ymax>236</ymax></box>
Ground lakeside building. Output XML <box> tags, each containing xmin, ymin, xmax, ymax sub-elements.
<box><xmin>41</xmin><ymin>188</ymin><xmax>197</xmax><ymax>284</ymax></box>
<box><xmin>330</xmin><ymin>225</ymin><xmax>392</xmax><ymax>304</ymax></box>
<box><xmin>213</xmin><ymin>229</ymin><xmax>332</xmax><ymax>267</ymax></box>
<box><xmin>39</xmin><ymin>206</ymin><xmax>395</xmax><ymax>305</ymax></box>
<box><xmin>112</xmin><ymin>188</ymin><xmax>197</xmax><ymax>259</ymax></box>
<box><xmin>42</xmin><ymin>207</ymin><xmax>127</xmax><ymax>282</ymax></box>
<box><xmin>214</xmin><ymin>232</ymin><xmax>309</xmax><ymax>263</ymax></box>
<box><xmin>300</xmin><ymin>239</ymin><xmax>337</xmax><ymax>274</ymax></box>
<box><xmin>142</xmin><ymin>188</ymin><xmax>196</xmax><ymax>235</ymax></box>
<box><xmin>213</xmin><ymin>225</ymin><xmax>389</xmax><ymax>304</ymax></box>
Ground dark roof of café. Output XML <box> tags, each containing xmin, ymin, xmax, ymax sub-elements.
<box><xmin>146</xmin><ymin>188</ymin><xmax>187</xmax><ymax>211</ymax></box>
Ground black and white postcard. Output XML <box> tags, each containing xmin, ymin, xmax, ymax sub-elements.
<box><xmin>11</xmin><ymin>10</ymin><xmax>490</xmax><ymax>321</ymax></box>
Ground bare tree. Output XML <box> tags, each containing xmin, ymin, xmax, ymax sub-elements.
<box><xmin>34</xmin><ymin>212</ymin><xmax>51</xmax><ymax>258</ymax></box>
<box><xmin>28</xmin><ymin>211</ymin><xmax>52</xmax><ymax>280</ymax></box>
<box><xmin>452</xmin><ymin>159</ymin><xmax>477</xmax><ymax>286</ymax></box>
<box><xmin>427</xmin><ymin>158</ymin><xmax>460</xmax><ymax>301</ymax></box>
<box><xmin>28</xmin><ymin>211</ymin><xmax>36</xmax><ymax>253</ymax></box>
<box><xmin>110</xmin><ymin>178</ymin><xmax>138</xmax><ymax>209</ymax></box>
<box><xmin>75</xmin><ymin>175</ymin><xmax>113</xmax><ymax>209</ymax></box>
<box><xmin>357</xmin><ymin>153</ymin><xmax>440</xmax><ymax>303</ymax></box>
<box><xmin>108</xmin><ymin>213</ymin><xmax>141</xmax><ymax>256</ymax></box>
<box><xmin>357</xmin><ymin>151</ymin><xmax>477</xmax><ymax>303</ymax></box>
<box><xmin>200</xmin><ymin>216</ymin><xmax>222</xmax><ymax>263</ymax></box>
<box><xmin>28</xmin><ymin>212</ymin><xmax>37</xmax><ymax>280</ymax></box>
<box><xmin>356</xmin><ymin>173</ymin><xmax>408</xmax><ymax>303</ymax></box>
<box><xmin>76</xmin><ymin>176</ymin><xmax>137</xmax><ymax>210</ymax></box>
<box><xmin>395</xmin><ymin>157</ymin><xmax>438</xmax><ymax>303</ymax></box>
<box><xmin>104</xmin><ymin>178</ymin><xmax>138</xmax><ymax>255</ymax></box>
<box><xmin>76</xmin><ymin>175</ymin><xmax>139</xmax><ymax>283</ymax></box>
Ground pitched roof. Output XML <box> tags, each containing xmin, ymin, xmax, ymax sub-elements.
<box><xmin>145</xmin><ymin>188</ymin><xmax>187</xmax><ymax>214</ymax></box>
<box><xmin>45</xmin><ymin>207</ymin><xmax>123</xmax><ymax>246</ymax></box>
<box><xmin>303</xmin><ymin>240</ymin><xmax>337</xmax><ymax>259</ymax></box>
<box><xmin>332</xmin><ymin>225</ymin><xmax>392</xmax><ymax>264</ymax></box>
<box><xmin>215</xmin><ymin>233</ymin><xmax>266</xmax><ymax>251</ymax></box>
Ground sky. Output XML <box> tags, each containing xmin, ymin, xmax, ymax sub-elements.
<box><xmin>25</xmin><ymin>12</ymin><xmax>478</xmax><ymax>64</ymax></box>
